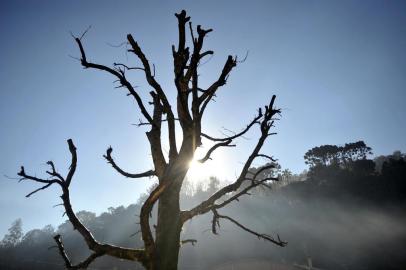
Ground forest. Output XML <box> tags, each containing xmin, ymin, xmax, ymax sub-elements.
<box><xmin>1</xmin><ymin>141</ymin><xmax>405</xmax><ymax>270</ymax></box>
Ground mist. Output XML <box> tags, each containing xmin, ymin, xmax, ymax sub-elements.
<box><xmin>1</xmin><ymin>147</ymin><xmax>405</xmax><ymax>269</ymax></box>
<box><xmin>178</xmin><ymin>178</ymin><xmax>406</xmax><ymax>269</ymax></box>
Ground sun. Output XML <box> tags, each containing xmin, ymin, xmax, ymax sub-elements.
<box><xmin>187</xmin><ymin>158</ymin><xmax>204</xmax><ymax>177</ymax></box>
<box><xmin>186</xmin><ymin>147</ymin><xmax>226</xmax><ymax>182</ymax></box>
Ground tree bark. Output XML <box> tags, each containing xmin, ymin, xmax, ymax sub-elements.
<box><xmin>155</xmin><ymin>182</ymin><xmax>183</xmax><ymax>270</ymax></box>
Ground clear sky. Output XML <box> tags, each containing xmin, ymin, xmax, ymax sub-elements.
<box><xmin>1</xmin><ymin>0</ymin><xmax>405</xmax><ymax>237</ymax></box>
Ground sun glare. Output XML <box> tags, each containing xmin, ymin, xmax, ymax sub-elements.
<box><xmin>186</xmin><ymin>148</ymin><xmax>226</xmax><ymax>182</ymax></box>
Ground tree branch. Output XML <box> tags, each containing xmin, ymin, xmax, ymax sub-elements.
<box><xmin>199</xmin><ymin>55</ymin><xmax>237</xmax><ymax>115</ymax></box>
<box><xmin>139</xmin><ymin>180</ymin><xmax>175</xmax><ymax>259</ymax></box>
<box><xmin>184</xmin><ymin>23</ymin><xmax>213</xmax><ymax>82</ymax></box>
<box><xmin>147</xmin><ymin>91</ymin><xmax>168</xmax><ymax>177</ymax></box>
<box><xmin>180</xmin><ymin>239</ymin><xmax>197</xmax><ymax>246</ymax></box>
<box><xmin>45</xmin><ymin>161</ymin><xmax>65</xmax><ymax>181</ymax></box>
<box><xmin>201</xmin><ymin>109</ymin><xmax>263</xmax><ymax>142</ymax></box>
<box><xmin>54</xmin><ymin>234</ymin><xmax>103</xmax><ymax>269</ymax></box>
<box><xmin>113</xmin><ymin>62</ymin><xmax>145</xmax><ymax>71</ymax></box>
<box><xmin>127</xmin><ymin>34</ymin><xmax>178</xmax><ymax>160</ymax></box>
<box><xmin>256</xmin><ymin>154</ymin><xmax>277</xmax><ymax>162</ymax></box>
<box><xmin>18</xmin><ymin>167</ymin><xmax>61</xmax><ymax>185</ymax></box>
<box><xmin>181</xmin><ymin>96</ymin><xmax>280</xmax><ymax>223</ymax></box>
<box><xmin>25</xmin><ymin>183</ymin><xmax>53</xmax><ymax>198</ymax></box>
<box><xmin>173</xmin><ymin>10</ymin><xmax>194</xmax><ymax>142</ymax></box>
<box><xmin>247</xmin><ymin>164</ymin><xmax>276</xmax><ymax>181</ymax></box>
<box><xmin>211</xmin><ymin>209</ymin><xmax>287</xmax><ymax>247</ymax></box>
<box><xmin>17</xmin><ymin>166</ymin><xmax>62</xmax><ymax>197</ymax></box>
<box><xmin>74</xmin><ymin>37</ymin><xmax>154</xmax><ymax>125</ymax></box>
<box><xmin>197</xmin><ymin>139</ymin><xmax>235</xmax><ymax>163</ymax></box>
<box><xmin>103</xmin><ymin>147</ymin><xmax>156</xmax><ymax>179</ymax></box>
<box><xmin>65</xmin><ymin>139</ymin><xmax>77</xmax><ymax>186</ymax></box>
<box><xmin>18</xmin><ymin>139</ymin><xmax>148</xmax><ymax>267</ymax></box>
<box><xmin>212</xmin><ymin>177</ymin><xmax>277</xmax><ymax>210</ymax></box>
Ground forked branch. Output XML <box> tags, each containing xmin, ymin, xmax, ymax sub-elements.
<box><xmin>74</xmin><ymin>37</ymin><xmax>153</xmax><ymax>125</ymax></box>
<box><xmin>127</xmin><ymin>34</ymin><xmax>178</xmax><ymax>160</ymax></box>
<box><xmin>201</xmin><ymin>109</ymin><xmax>263</xmax><ymax>142</ymax></box>
<box><xmin>213</xmin><ymin>177</ymin><xmax>278</xmax><ymax>210</ymax></box>
<box><xmin>247</xmin><ymin>164</ymin><xmax>277</xmax><ymax>181</ymax></box>
<box><xmin>211</xmin><ymin>209</ymin><xmax>287</xmax><ymax>247</ymax></box>
<box><xmin>17</xmin><ymin>140</ymin><xmax>148</xmax><ymax>268</ymax></box>
<box><xmin>54</xmin><ymin>234</ymin><xmax>103</xmax><ymax>269</ymax></box>
<box><xmin>181</xmin><ymin>95</ymin><xmax>281</xmax><ymax>222</ymax></box>
<box><xmin>199</xmin><ymin>55</ymin><xmax>237</xmax><ymax>115</ymax></box>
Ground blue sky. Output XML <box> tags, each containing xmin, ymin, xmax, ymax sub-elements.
<box><xmin>0</xmin><ymin>0</ymin><xmax>405</xmax><ymax>236</ymax></box>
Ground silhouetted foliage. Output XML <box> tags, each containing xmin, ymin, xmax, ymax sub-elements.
<box><xmin>304</xmin><ymin>140</ymin><xmax>372</xmax><ymax>169</ymax></box>
<box><xmin>304</xmin><ymin>142</ymin><xmax>405</xmax><ymax>204</ymax></box>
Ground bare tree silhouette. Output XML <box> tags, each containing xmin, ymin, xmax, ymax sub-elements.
<box><xmin>17</xmin><ymin>10</ymin><xmax>285</xmax><ymax>270</ymax></box>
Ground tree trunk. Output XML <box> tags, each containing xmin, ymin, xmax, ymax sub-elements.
<box><xmin>154</xmin><ymin>181</ymin><xmax>183</xmax><ymax>270</ymax></box>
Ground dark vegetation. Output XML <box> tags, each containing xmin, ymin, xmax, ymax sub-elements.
<box><xmin>2</xmin><ymin>142</ymin><xmax>406</xmax><ymax>270</ymax></box>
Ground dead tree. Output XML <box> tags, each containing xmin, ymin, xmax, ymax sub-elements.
<box><xmin>17</xmin><ymin>10</ymin><xmax>286</xmax><ymax>270</ymax></box>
